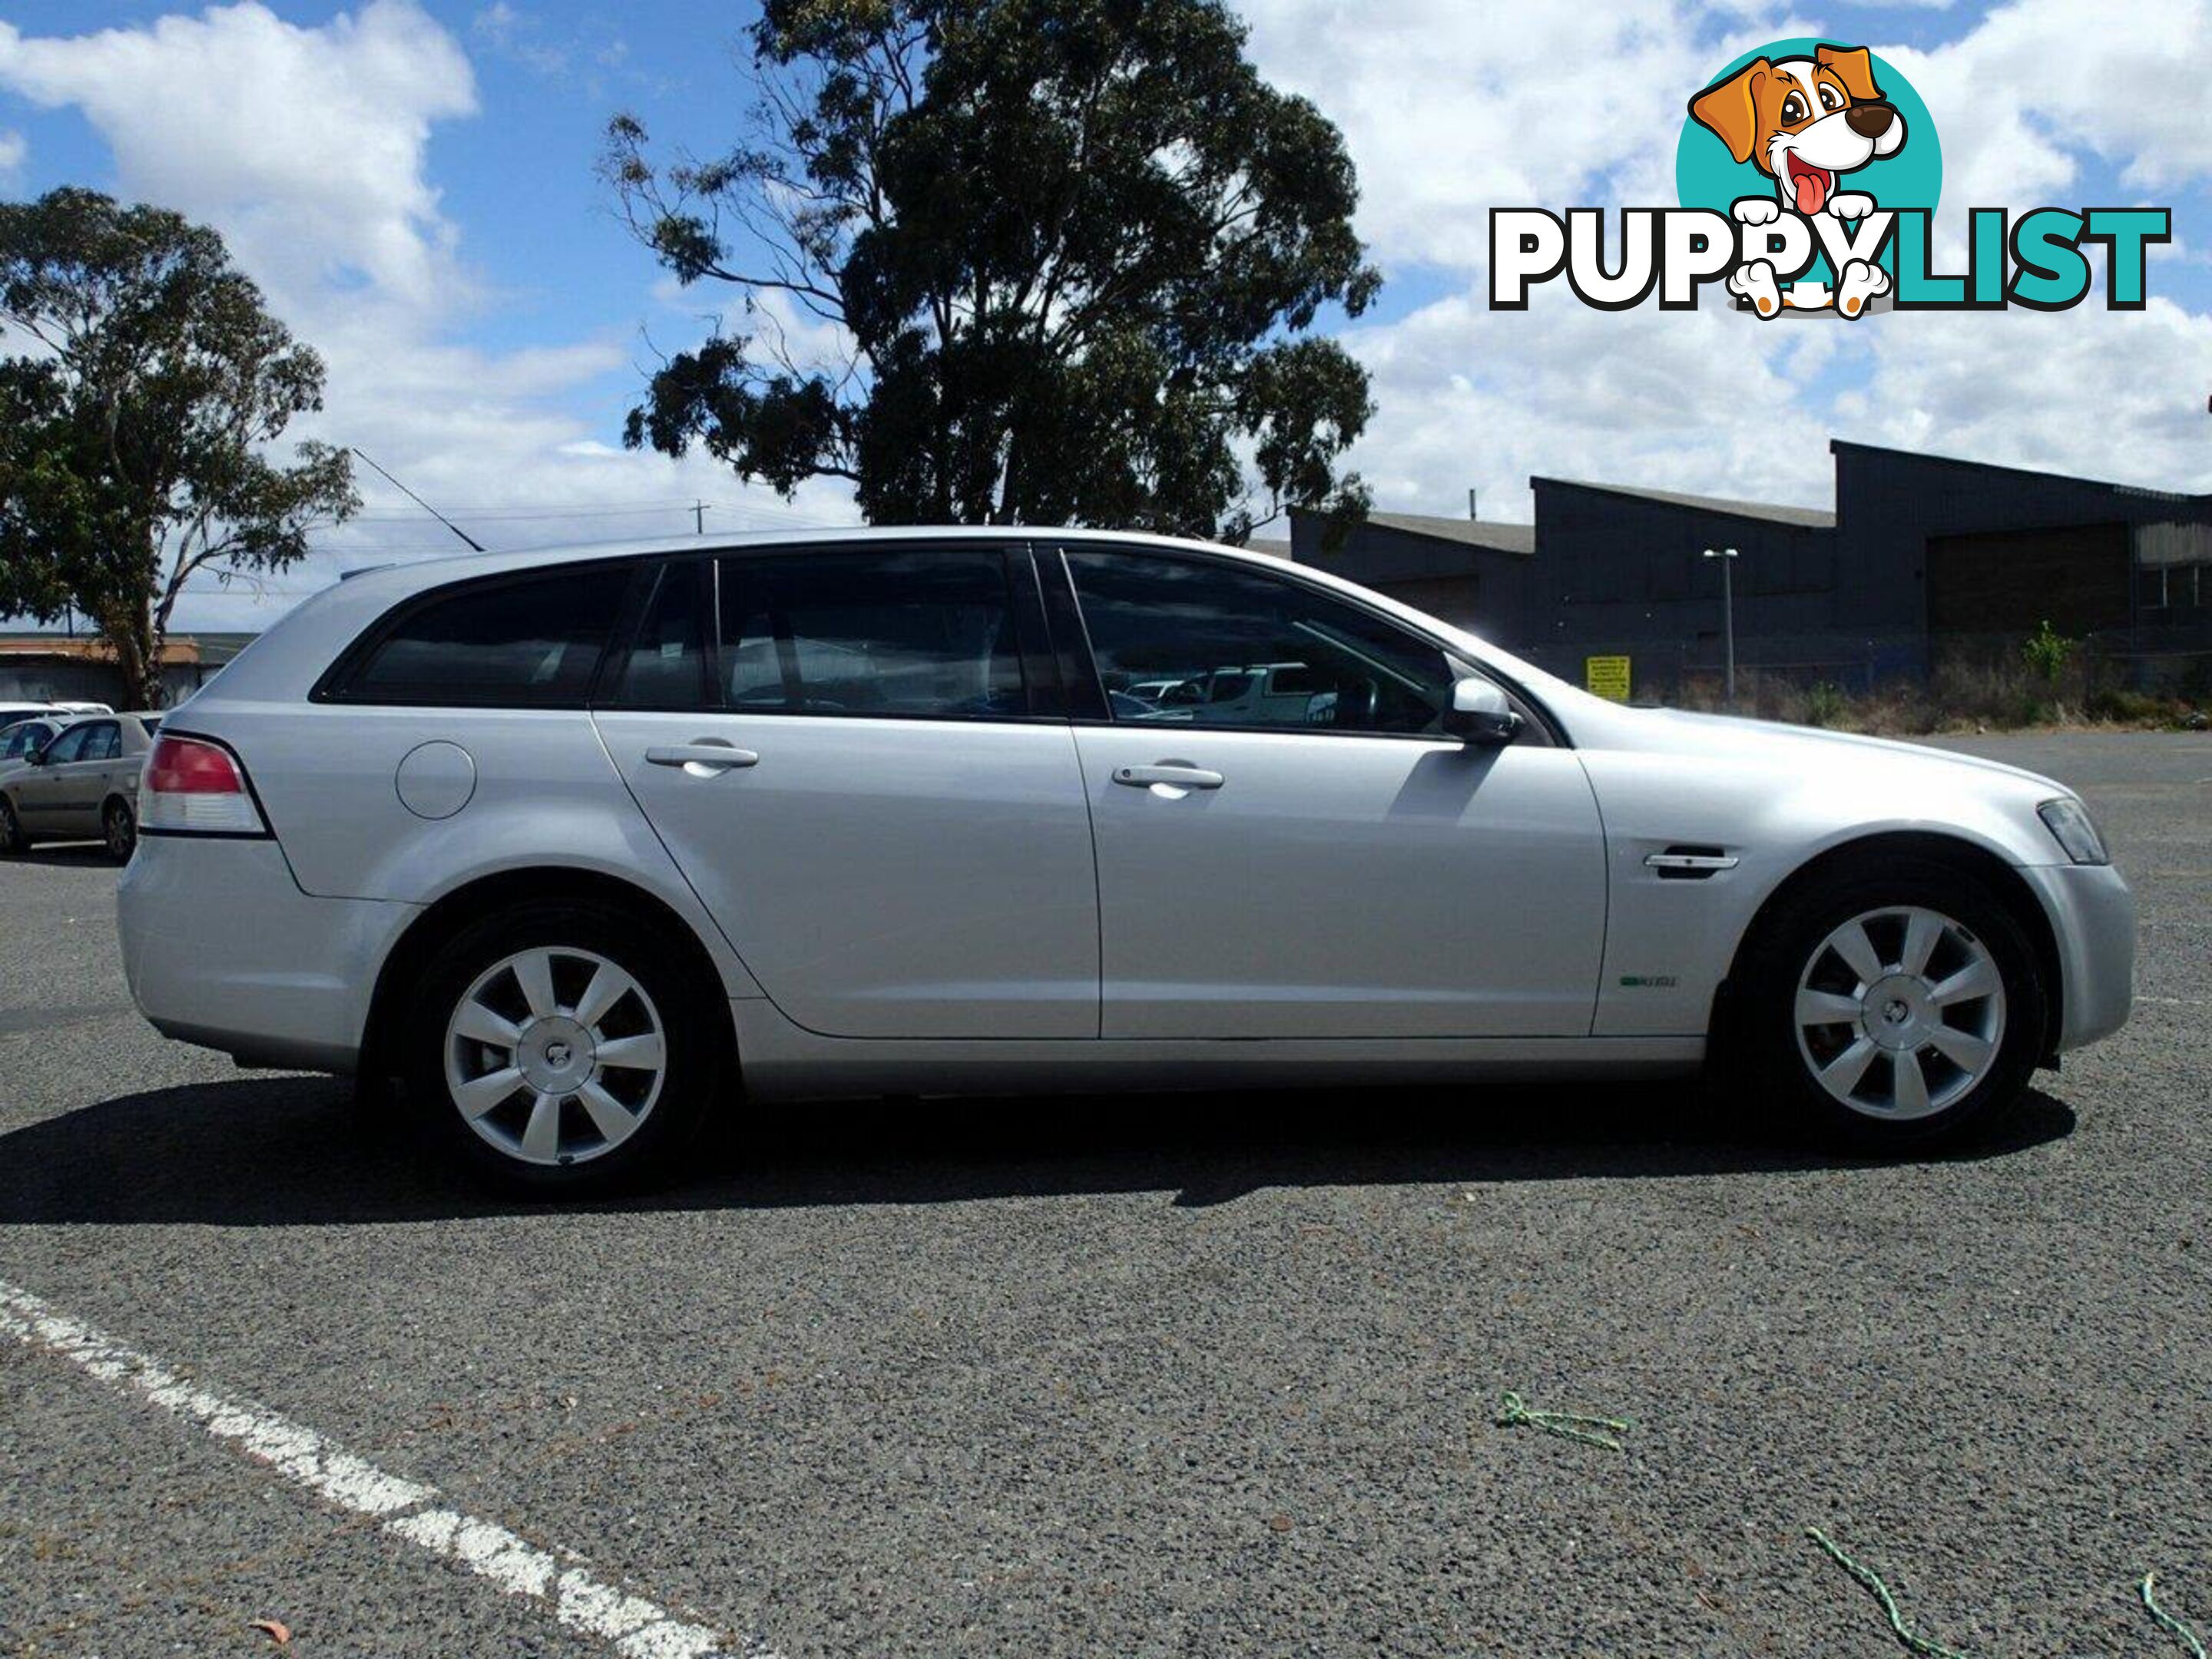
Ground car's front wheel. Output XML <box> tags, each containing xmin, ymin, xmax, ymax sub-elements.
<box><xmin>402</xmin><ymin>902</ymin><xmax>724</xmax><ymax>1194</ymax></box>
<box><xmin>0</xmin><ymin>799</ymin><xmax>24</xmax><ymax>855</ymax></box>
<box><xmin>1731</xmin><ymin>858</ymin><xmax>2045</xmax><ymax>1148</ymax></box>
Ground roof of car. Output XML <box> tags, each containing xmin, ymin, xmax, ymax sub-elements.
<box><xmin>197</xmin><ymin>523</ymin><xmax>1591</xmax><ymax>716</ymax></box>
<box><xmin>330</xmin><ymin>524</ymin><xmax>1284</xmax><ymax>594</ymax></box>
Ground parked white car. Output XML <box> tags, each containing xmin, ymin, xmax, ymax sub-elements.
<box><xmin>117</xmin><ymin>530</ymin><xmax>2132</xmax><ymax>1192</ymax></box>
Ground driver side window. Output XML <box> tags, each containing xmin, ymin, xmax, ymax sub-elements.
<box><xmin>1064</xmin><ymin>551</ymin><xmax>1455</xmax><ymax>737</ymax></box>
<box><xmin>41</xmin><ymin>724</ymin><xmax>94</xmax><ymax>764</ymax></box>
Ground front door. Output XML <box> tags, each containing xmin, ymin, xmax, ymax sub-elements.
<box><xmin>15</xmin><ymin>719</ymin><xmax>112</xmax><ymax>834</ymax></box>
<box><xmin>1054</xmin><ymin>548</ymin><xmax>1608</xmax><ymax>1039</ymax></box>
<box><xmin>593</xmin><ymin>548</ymin><xmax>1099</xmax><ymax>1039</ymax></box>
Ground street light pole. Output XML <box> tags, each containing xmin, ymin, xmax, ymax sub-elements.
<box><xmin>1703</xmin><ymin>547</ymin><xmax>1740</xmax><ymax>706</ymax></box>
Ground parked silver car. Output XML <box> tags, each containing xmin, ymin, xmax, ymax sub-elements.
<box><xmin>117</xmin><ymin>530</ymin><xmax>2133</xmax><ymax>1192</ymax></box>
<box><xmin>1</xmin><ymin>713</ymin><xmax>161</xmax><ymax>861</ymax></box>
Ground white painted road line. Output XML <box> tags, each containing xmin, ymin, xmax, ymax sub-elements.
<box><xmin>0</xmin><ymin>1275</ymin><xmax>780</xmax><ymax>1659</ymax></box>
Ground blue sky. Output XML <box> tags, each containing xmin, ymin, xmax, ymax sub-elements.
<box><xmin>2</xmin><ymin>0</ymin><xmax>2207</xmax><ymax>629</ymax></box>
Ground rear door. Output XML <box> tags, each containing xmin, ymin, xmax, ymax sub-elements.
<box><xmin>592</xmin><ymin>547</ymin><xmax>1100</xmax><ymax>1038</ymax></box>
<box><xmin>55</xmin><ymin>720</ymin><xmax>124</xmax><ymax>833</ymax></box>
<box><xmin>14</xmin><ymin>720</ymin><xmax>99</xmax><ymax>830</ymax></box>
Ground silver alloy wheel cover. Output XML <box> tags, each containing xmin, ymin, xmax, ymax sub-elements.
<box><xmin>442</xmin><ymin>945</ymin><xmax>667</xmax><ymax>1166</ymax></box>
<box><xmin>1793</xmin><ymin>904</ymin><xmax>2006</xmax><ymax>1121</ymax></box>
<box><xmin>106</xmin><ymin>803</ymin><xmax>131</xmax><ymax>859</ymax></box>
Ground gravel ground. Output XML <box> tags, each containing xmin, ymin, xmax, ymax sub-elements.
<box><xmin>1</xmin><ymin>730</ymin><xmax>2206</xmax><ymax>1658</ymax></box>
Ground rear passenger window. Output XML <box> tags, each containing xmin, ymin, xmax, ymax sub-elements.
<box><xmin>717</xmin><ymin>550</ymin><xmax>1027</xmax><ymax>719</ymax></box>
<box><xmin>600</xmin><ymin>561</ymin><xmax>710</xmax><ymax>708</ymax></box>
<box><xmin>336</xmin><ymin>565</ymin><xmax>631</xmax><ymax>707</ymax></box>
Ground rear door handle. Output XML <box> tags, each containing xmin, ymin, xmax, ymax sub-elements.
<box><xmin>1112</xmin><ymin>763</ymin><xmax>1224</xmax><ymax>790</ymax></box>
<box><xmin>645</xmin><ymin>742</ymin><xmax>760</xmax><ymax>773</ymax></box>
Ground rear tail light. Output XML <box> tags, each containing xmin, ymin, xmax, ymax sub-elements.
<box><xmin>142</xmin><ymin>734</ymin><xmax>269</xmax><ymax>836</ymax></box>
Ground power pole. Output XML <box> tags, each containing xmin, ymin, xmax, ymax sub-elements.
<box><xmin>694</xmin><ymin>500</ymin><xmax>706</xmax><ymax>535</ymax></box>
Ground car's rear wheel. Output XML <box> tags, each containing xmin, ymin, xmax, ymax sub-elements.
<box><xmin>0</xmin><ymin>800</ymin><xmax>24</xmax><ymax>855</ymax></box>
<box><xmin>402</xmin><ymin>902</ymin><xmax>724</xmax><ymax>1194</ymax></box>
<box><xmin>103</xmin><ymin>799</ymin><xmax>136</xmax><ymax>863</ymax></box>
<box><xmin>1730</xmin><ymin>858</ymin><xmax>2045</xmax><ymax>1148</ymax></box>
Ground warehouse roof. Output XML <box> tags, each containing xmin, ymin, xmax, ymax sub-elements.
<box><xmin>1359</xmin><ymin>512</ymin><xmax>1536</xmax><ymax>556</ymax></box>
<box><xmin>1535</xmin><ymin>478</ymin><xmax>1837</xmax><ymax>529</ymax></box>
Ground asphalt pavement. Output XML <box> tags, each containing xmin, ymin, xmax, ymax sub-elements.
<box><xmin>1</xmin><ymin>730</ymin><xmax>2207</xmax><ymax>1657</ymax></box>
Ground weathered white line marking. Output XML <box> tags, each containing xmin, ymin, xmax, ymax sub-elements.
<box><xmin>0</xmin><ymin>1276</ymin><xmax>777</xmax><ymax>1659</ymax></box>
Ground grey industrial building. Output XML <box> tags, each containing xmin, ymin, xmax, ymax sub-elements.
<box><xmin>1290</xmin><ymin>440</ymin><xmax>2212</xmax><ymax>696</ymax></box>
<box><xmin>0</xmin><ymin>633</ymin><xmax>249</xmax><ymax>708</ymax></box>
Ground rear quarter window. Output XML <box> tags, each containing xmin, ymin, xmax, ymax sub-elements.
<box><xmin>321</xmin><ymin>565</ymin><xmax>634</xmax><ymax>707</ymax></box>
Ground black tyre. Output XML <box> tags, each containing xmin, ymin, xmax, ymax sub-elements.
<box><xmin>402</xmin><ymin>900</ymin><xmax>726</xmax><ymax>1195</ymax></box>
<box><xmin>0</xmin><ymin>799</ymin><xmax>24</xmax><ymax>855</ymax></box>
<box><xmin>103</xmin><ymin>798</ymin><xmax>137</xmax><ymax>863</ymax></box>
<box><xmin>1727</xmin><ymin>856</ymin><xmax>2045</xmax><ymax>1150</ymax></box>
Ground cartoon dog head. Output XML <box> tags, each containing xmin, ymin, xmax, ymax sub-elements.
<box><xmin>1689</xmin><ymin>45</ymin><xmax>1906</xmax><ymax>216</ymax></box>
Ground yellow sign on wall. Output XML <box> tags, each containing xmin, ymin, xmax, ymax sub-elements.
<box><xmin>1584</xmin><ymin>655</ymin><xmax>1631</xmax><ymax>702</ymax></box>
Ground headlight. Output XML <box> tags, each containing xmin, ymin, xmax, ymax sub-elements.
<box><xmin>2038</xmin><ymin>797</ymin><xmax>2109</xmax><ymax>865</ymax></box>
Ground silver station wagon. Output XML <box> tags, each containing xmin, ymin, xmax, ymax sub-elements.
<box><xmin>117</xmin><ymin>530</ymin><xmax>2133</xmax><ymax>1191</ymax></box>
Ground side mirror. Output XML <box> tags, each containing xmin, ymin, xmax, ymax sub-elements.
<box><xmin>24</xmin><ymin>744</ymin><xmax>48</xmax><ymax>767</ymax></box>
<box><xmin>1442</xmin><ymin>677</ymin><xmax>1520</xmax><ymax>745</ymax></box>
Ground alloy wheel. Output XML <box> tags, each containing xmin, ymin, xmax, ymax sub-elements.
<box><xmin>1793</xmin><ymin>904</ymin><xmax>2007</xmax><ymax>1121</ymax></box>
<box><xmin>442</xmin><ymin>945</ymin><xmax>668</xmax><ymax>1166</ymax></box>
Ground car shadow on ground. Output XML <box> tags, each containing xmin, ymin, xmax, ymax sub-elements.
<box><xmin>0</xmin><ymin>1074</ymin><xmax>2078</xmax><ymax>1227</ymax></box>
<box><xmin>0</xmin><ymin>842</ymin><xmax>113</xmax><ymax>868</ymax></box>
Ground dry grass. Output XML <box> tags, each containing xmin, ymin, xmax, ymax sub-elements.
<box><xmin>1665</xmin><ymin>657</ymin><xmax>2209</xmax><ymax>737</ymax></box>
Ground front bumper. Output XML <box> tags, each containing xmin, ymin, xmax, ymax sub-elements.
<box><xmin>118</xmin><ymin>833</ymin><xmax>417</xmax><ymax>1072</ymax></box>
<box><xmin>2018</xmin><ymin>861</ymin><xmax>2135</xmax><ymax>1055</ymax></box>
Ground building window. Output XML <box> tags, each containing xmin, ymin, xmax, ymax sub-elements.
<box><xmin>2138</xmin><ymin>565</ymin><xmax>2171</xmax><ymax>613</ymax></box>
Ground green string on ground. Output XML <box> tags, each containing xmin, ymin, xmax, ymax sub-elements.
<box><xmin>2144</xmin><ymin>1574</ymin><xmax>2208</xmax><ymax>1659</ymax></box>
<box><xmin>1804</xmin><ymin>1527</ymin><xmax>1971</xmax><ymax>1659</ymax></box>
<box><xmin>1495</xmin><ymin>1390</ymin><xmax>1629</xmax><ymax>1452</ymax></box>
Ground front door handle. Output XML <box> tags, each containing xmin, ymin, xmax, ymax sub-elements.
<box><xmin>645</xmin><ymin>742</ymin><xmax>760</xmax><ymax>773</ymax></box>
<box><xmin>1112</xmin><ymin>763</ymin><xmax>1224</xmax><ymax>790</ymax></box>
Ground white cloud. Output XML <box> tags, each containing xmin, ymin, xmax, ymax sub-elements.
<box><xmin>1897</xmin><ymin>0</ymin><xmax>2212</xmax><ymax>201</ymax></box>
<box><xmin>0</xmin><ymin>127</ymin><xmax>24</xmax><ymax>181</ymax></box>
<box><xmin>1847</xmin><ymin>297</ymin><xmax>2212</xmax><ymax>482</ymax></box>
<box><xmin>0</xmin><ymin>2</ymin><xmax>475</xmax><ymax>313</ymax></box>
<box><xmin>1240</xmin><ymin>0</ymin><xmax>1720</xmax><ymax>270</ymax></box>
<box><xmin>1236</xmin><ymin>0</ymin><xmax>2212</xmax><ymax>518</ymax></box>
<box><xmin>471</xmin><ymin>2</ymin><xmax>568</xmax><ymax>80</ymax></box>
<box><xmin>1340</xmin><ymin>286</ymin><xmax>1843</xmax><ymax>523</ymax></box>
<box><xmin>0</xmin><ymin>2</ymin><xmax>847</xmax><ymax>633</ymax></box>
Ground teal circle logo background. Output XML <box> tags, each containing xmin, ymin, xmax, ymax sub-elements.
<box><xmin>1674</xmin><ymin>39</ymin><xmax>1941</xmax><ymax>283</ymax></box>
